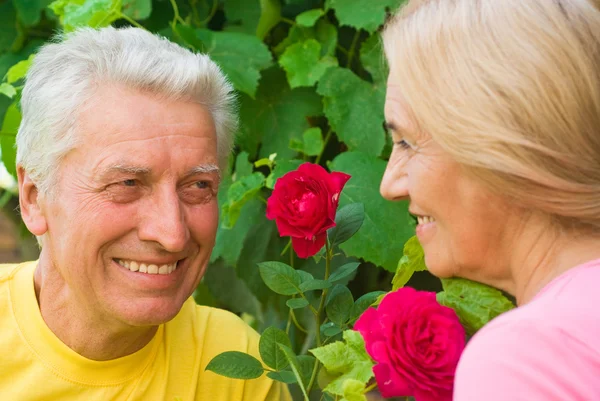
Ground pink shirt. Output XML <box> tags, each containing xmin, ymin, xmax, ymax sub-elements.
<box><xmin>454</xmin><ymin>258</ymin><xmax>600</xmax><ymax>400</ymax></box>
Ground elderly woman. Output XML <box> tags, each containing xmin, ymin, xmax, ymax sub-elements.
<box><xmin>380</xmin><ymin>0</ymin><xmax>600</xmax><ymax>399</ymax></box>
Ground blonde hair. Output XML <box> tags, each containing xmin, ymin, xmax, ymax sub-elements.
<box><xmin>383</xmin><ymin>0</ymin><xmax>600</xmax><ymax>231</ymax></box>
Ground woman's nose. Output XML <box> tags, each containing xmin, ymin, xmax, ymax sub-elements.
<box><xmin>380</xmin><ymin>161</ymin><xmax>409</xmax><ymax>201</ymax></box>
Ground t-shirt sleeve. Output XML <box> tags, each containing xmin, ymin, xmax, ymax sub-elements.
<box><xmin>453</xmin><ymin>320</ymin><xmax>595</xmax><ymax>400</ymax></box>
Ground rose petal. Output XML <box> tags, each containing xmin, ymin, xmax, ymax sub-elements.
<box><xmin>328</xmin><ymin>171</ymin><xmax>351</xmax><ymax>195</ymax></box>
<box><xmin>414</xmin><ymin>388</ymin><xmax>453</xmax><ymax>401</ymax></box>
<box><xmin>291</xmin><ymin>233</ymin><xmax>326</xmax><ymax>258</ymax></box>
<box><xmin>274</xmin><ymin>218</ymin><xmax>304</xmax><ymax>238</ymax></box>
<box><xmin>373</xmin><ymin>363</ymin><xmax>412</xmax><ymax>398</ymax></box>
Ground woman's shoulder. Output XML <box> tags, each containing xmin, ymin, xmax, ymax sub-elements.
<box><xmin>453</xmin><ymin>259</ymin><xmax>600</xmax><ymax>400</ymax></box>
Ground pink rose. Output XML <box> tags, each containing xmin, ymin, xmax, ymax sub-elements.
<box><xmin>354</xmin><ymin>287</ymin><xmax>465</xmax><ymax>401</ymax></box>
<box><xmin>266</xmin><ymin>163</ymin><xmax>350</xmax><ymax>258</ymax></box>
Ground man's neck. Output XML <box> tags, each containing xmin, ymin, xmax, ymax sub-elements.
<box><xmin>33</xmin><ymin>255</ymin><xmax>158</xmax><ymax>361</ymax></box>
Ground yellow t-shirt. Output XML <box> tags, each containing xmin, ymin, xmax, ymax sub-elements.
<box><xmin>0</xmin><ymin>262</ymin><xmax>291</xmax><ymax>400</ymax></box>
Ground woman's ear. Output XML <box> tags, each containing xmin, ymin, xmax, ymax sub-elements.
<box><xmin>17</xmin><ymin>166</ymin><xmax>48</xmax><ymax>236</ymax></box>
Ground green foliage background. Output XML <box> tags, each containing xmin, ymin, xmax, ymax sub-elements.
<box><xmin>0</xmin><ymin>0</ymin><xmax>421</xmax><ymax>307</ymax></box>
<box><xmin>0</xmin><ymin>1</ymin><xmax>517</xmax><ymax>398</ymax></box>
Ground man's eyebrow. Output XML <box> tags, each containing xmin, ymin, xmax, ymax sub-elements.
<box><xmin>101</xmin><ymin>164</ymin><xmax>152</xmax><ymax>177</ymax></box>
<box><xmin>186</xmin><ymin>164</ymin><xmax>221</xmax><ymax>178</ymax></box>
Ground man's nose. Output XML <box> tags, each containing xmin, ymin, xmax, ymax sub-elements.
<box><xmin>138</xmin><ymin>188</ymin><xmax>189</xmax><ymax>252</ymax></box>
<box><xmin>380</xmin><ymin>162</ymin><xmax>409</xmax><ymax>201</ymax></box>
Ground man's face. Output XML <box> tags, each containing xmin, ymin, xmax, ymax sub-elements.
<box><xmin>38</xmin><ymin>84</ymin><xmax>220</xmax><ymax>326</ymax></box>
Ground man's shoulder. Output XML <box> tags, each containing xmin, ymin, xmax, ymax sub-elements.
<box><xmin>0</xmin><ymin>261</ymin><xmax>34</xmax><ymax>284</ymax></box>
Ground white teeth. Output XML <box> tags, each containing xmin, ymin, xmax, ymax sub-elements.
<box><xmin>417</xmin><ymin>216</ymin><xmax>435</xmax><ymax>225</ymax></box>
<box><xmin>117</xmin><ymin>259</ymin><xmax>178</xmax><ymax>274</ymax></box>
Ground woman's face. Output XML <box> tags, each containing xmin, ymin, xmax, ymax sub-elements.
<box><xmin>381</xmin><ymin>75</ymin><xmax>517</xmax><ymax>283</ymax></box>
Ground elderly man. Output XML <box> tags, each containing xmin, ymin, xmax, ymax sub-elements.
<box><xmin>0</xmin><ymin>27</ymin><xmax>289</xmax><ymax>400</ymax></box>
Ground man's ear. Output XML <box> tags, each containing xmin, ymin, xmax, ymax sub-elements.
<box><xmin>17</xmin><ymin>166</ymin><xmax>48</xmax><ymax>236</ymax></box>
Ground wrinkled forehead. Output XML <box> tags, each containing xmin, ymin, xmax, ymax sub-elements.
<box><xmin>384</xmin><ymin>75</ymin><xmax>419</xmax><ymax>135</ymax></box>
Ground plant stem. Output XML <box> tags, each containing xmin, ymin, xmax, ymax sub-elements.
<box><xmin>197</xmin><ymin>0</ymin><xmax>219</xmax><ymax>26</ymax></box>
<box><xmin>290</xmin><ymin>308</ymin><xmax>308</xmax><ymax>333</ymax></box>
<box><xmin>346</xmin><ymin>30</ymin><xmax>361</xmax><ymax>68</ymax></box>
<box><xmin>285</xmin><ymin>309</ymin><xmax>293</xmax><ymax>335</ymax></box>
<box><xmin>281</xmin><ymin>17</ymin><xmax>296</xmax><ymax>25</ymax></box>
<box><xmin>169</xmin><ymin>0</ymin><xmax>186</xmax><ymax>27</ymax></box>
<box><xmin>364</xmin><ymin>382</ymin><xmax>377</xmax><ymax>393</ymax></box>
<box><xmin>118</xmin><ymin>13</ymin><xmax>146</xmax><ymax>29</ymax></box>
<box><xmin>314</xmin><ymin>128</ymin><xmax>332</xmax><ymax>165</ymax></box>
<box><xmin>280</xmin><ymin>239</ymin><xmax>292</xmax><ymax>256</ymax></box>
<box><xmin>305</xmin><ymin>241</ymin><xmax>333</xmax><ymax>394</ymax></box>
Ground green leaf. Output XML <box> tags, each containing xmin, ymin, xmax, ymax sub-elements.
<box><xmin>5</xmin><ymin>55</ymin><xmax>33</xmax><ymax>84</ymax></box>
<box><xmin>13</xmin><ymin>0</ymin><xmax>47</xmax><ymax>26</ymax></box>
<box><xmin>278</xmin><ymin>344</ymin><xmax>310</xmax><ymax>400</ymax></box>
<box><xmin>297</xmin><ymin>355</ymin><xmax>317</xmax><ymax>388</ymax></box>
<box><xmin>296</xmin><ymin>8</ymin><xmax>324</xmax><ymax>27</ymax></box>
<box><xmin>203</xmin><ymin>261</ymin><xmax>262</xmax><ymax>318</ymax></box>
<box><xmin>342</xmin><ymin>379</ymin><xmax>367</xmax><ymax>401</ymax></box>
<box><xmin>391</xmin><ymin>236</ymin><xmax>427</xmax><ymax>290</ymax></box>
<box><xmin>349</xmin><ymin>291</ymin><xmax>387</xmax><ymax>323</ymax></box>
<box><xmin>326</xmin><ymin>284</ymin><xmax>354</xmax><ymax>326</ymax></box>
<box><xmin>437</xmin><ymin>278</ymin><xmax>515</xmax><ymax>336</ymax></box>
<box><xmin>321</xmin><ymin>321</ymin><xmax>342</xmax><ymax>337</ymax></box>
<box><xmin>328</xmin><ymin>203</ymin><xmax>365</xmax><ymax>247</ymax></box>
<box><xmin>265</xmin><ymin>159</ymin><xmax>303</xmax><ymax>189</ymax></box>
<box><xmin>317</xmin><ymin>67</ymin><xmax>385</xmax><ymax>156</ymax></box>
<box><xmin>205</xmin><ymin>351</ymin><xmax>265</xmax><ymax>379</ymax></box>
<box><xmin>221</xmin><ymin>172</ymin><xmax>265</xmax><ymax>228</ymax></box>
<box><xmin>328</xmin><ymin>262</ymin><xmax>360</xmax><ymax>283</ymax></box>
<box><xmin>122</xmin><ymin>0</ymin><xmax>151</xmax><ymax>20</ymax></box>
<box><xmin>51</xmin><ymin>0</ymin><xmax>122</xmax><ymax>31</ymax></box>
<box><xmin>256</xmin><ymin>0</ymin><xmax>281</xmax><ymax>39</ymax></box>
<box><xmin>258</xmin><ymin>261</ymin><xmax>303</xmax><ymax>295</ymax></box>
<box><xmin>195</xmin><ymin>29</ymin><xmax>272</xmax><ymax>98</ymax></box>
<box><xmin>1</xmin><ymin>102</ymin><xmax>21</xmax><ymax>179</ymax></box>
<box><xmin>224</xmin><ymin>0</ymin><xmax>261</xmax><ymax>36</ymax></box>
<box><xmin>279</xmin><ymin>39</ymin><xmax>337</xmax><ymax>88</ymax></box>
<box><xmin>237</xmin><ymin>67</ymin><xmax>322</xmax><ymax>159</ymax></box>
<box><xmin>259</xmin><ymin>327</ymin><xmax>292</xmax><ymax>370</ymax></box>
<box><xmin>310</xmin><ymin>330</ymin><xmax>374</xmax><ymax>396</ymax></box>
<box><xmin>234</xmin><ymin>151</ymin><xmax>254</xmax><ymax>179</ymax></box>
<box><xmin>211</xmin><ymin>198</ymin><xmax>265</xmax><ymax>266</ymax></box>
<box><xmin>330</xmin><ymin>152</ymin><xmax>413</xmax><ymax>271</ymax></box>
<box><xmin>286</xmin><ymin>298</ymin><xmax>309</xmax><ymax>309</ymax></box>
<box><xmin>0</xmin><ymin>2</ymin><xmax>18</xmax><ymax>53</ymax></box>
<box><xmin>299</xmin><ymin>278</ymin><xmax>331</xmax><ymax>292</ymax></box>
<box><xmin>267</xmin><ymin>370</ymin><xmax>297</xmax><ymax>384</ymax></box>
<box><xmin>302</xmin><ymin>127</ymin><xmax>324</xmax><ymax>156</ymax></box>
<box><xmin>325</xmin><ymin>0</ymin><xmax>404</xmax><ymax>33</ymax></box>
<box><xmin>275</xmin><ymin>19</ymin><xmax>338</xmax><ymax>58</ymax></box>
<box><xmin>0</xmin><ymin>84</ymin><xmax>16</xmax><ymax>99</ymax></box>
<box><xmin>359</xmin><ymin>33</ymin><xmax>387</xmax><ymax>86</ymax></box>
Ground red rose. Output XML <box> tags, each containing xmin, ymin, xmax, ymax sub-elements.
<box><xmin>266</xmin><ymin>163</ymin><xmax>351</xmax><ymax>258</ymax></box>
<box><xmin>354</xmin><ymin>287</ymin><xmax>465</xmax><ymax>401</ymax></box>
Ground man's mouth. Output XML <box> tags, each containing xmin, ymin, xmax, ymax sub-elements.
<box><xmin>115</xmin><ymin>259</ymin><xmax>179</xmax><ymax>274</ymax></box>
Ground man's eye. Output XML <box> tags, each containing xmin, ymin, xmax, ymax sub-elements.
<box><xmin>195</xmin><ymin>181</ymin><xmax>210</xmax><ymax>189</ymax></box>
<box><xmin>122</xmin><ymin>179</ymin><xmax>137</xmax><ymax>187</ymax></box>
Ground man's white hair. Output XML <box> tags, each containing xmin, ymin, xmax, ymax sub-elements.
<box><xmin>16</xmin><ymin>26</ymin><xmax>237</xmax><ymax>195</ymax></box>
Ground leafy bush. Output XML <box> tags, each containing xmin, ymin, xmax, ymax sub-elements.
<box><xmin>0</xmin><ymin>1</ymin><xmax>515</xmax><ymax>399</ymax></box>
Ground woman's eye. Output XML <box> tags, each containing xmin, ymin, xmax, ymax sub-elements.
<box><xmin>395</xmin><ymin>140</ymin><xmax>413</xmax><ymax>150</ymax></box>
